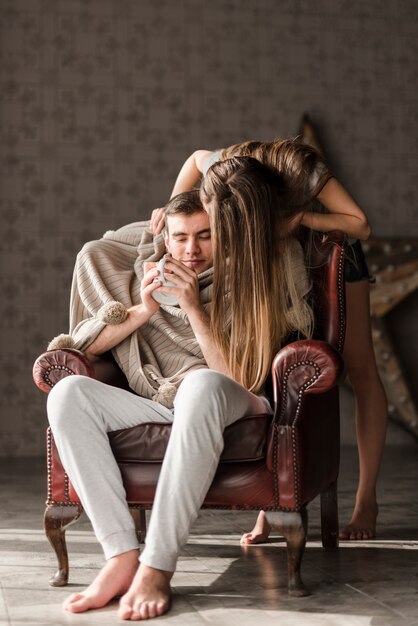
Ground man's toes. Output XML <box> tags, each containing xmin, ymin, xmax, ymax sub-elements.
<box><xmin>118</xmin><ymin>599</ymin><xmax>134</xmax><ymax>620</ymax></box>
<box><xmin>64</xmin><ymin>594</ymin><xmax>92</xmax><ymax>613</ymax></box>
<box><xmin>157</xmin><ymin>600</ymin><xmax>169</xmax><ymax>616</ymax></box>
<box><xmin>240</xmin><ymin>532</ymin><xmax>253</xmax><ymax>545</ymax></box>
<box><xmin>156</xmin><ymin>598</ymin><xmax>170</xmax><ymax>616</ymax></box>
<box><xmin>63</xmin><ymin>592</ymin><xmax>81</xmax><ymax>609</ymax></box>
<box><xmin>131</xmin><ymin>601</ymin><xmax>148</xmax><ymax>621</ymax></box>
<box><xmin>134</xmin><ymin>599</ymin><xmax>170</xmax><ymax>620</ymax></box>
<box><xmin>129</xmin><ymin>609</ymin><xmax>142</xmax><ymax>621</ymax></box>
<box><xmin>145</xmin><ymin>601</ymin><xmax>160</xmax><ymax>619</ymax></box>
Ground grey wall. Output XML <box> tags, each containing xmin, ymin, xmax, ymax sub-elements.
<box><xmin>1</xmin><ymin>0</ymin><xmax>417</xmax><ymax>456</ymax></box>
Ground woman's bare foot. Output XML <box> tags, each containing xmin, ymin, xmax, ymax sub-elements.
<box><xmin>118</xmin><ymin>563</ymin><xmax>172</xmax><ymax>621</ymax></box>
<box><xmin>339</xmin><ymin>501</ymin><xmax>378</xmax><ymax>540</ymax></box>
<box><xmin>240</xmin><ymin>511</ymin><xmax>271</xmax><ymax>545</ymax></box>
<box><xmin>63</xmin><ymin>549</ymin><xmax>139</xmax><ymax>613</ymax></box>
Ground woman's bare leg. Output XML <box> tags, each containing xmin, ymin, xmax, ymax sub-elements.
<box><xmin>340</xmin><ymin>280</ymin><xmax>388</xmax><ymax>540</ymax></box>
<box><xmin>241</xmin><ymin>282</ymin><xmax>387</xmax><ymax>544</ymax></box>
<box><xmin>240</xmin><ymin>511</ymin><xmax>271</xmax><ymax>545</ymax></box>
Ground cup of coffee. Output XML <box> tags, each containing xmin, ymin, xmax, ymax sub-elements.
<box><xmin>150</xmin><ymin>257</ymin><xmax>178</xmax><ymax>306</ymax></box>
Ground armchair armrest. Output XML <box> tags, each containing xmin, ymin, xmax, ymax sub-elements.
<box><xmin>272</xmin><ymin>339</ymin><xmax>345</xmax><ymax>425</ymax></box>
<box><xmin>33</xmin><ymin>349</ymin><xmax>129</xmax><ymax>393</ymax></box>
<box><xmin>267</xmin><ymin>339</ymin><xmax>345</xmax><ymax>509</ymax></box>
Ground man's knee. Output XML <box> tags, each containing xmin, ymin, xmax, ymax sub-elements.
<box><xmin>176</xmin><ymin>369</ymin><xmax>229</xmax><ymax>399</ymax></box>
<box><xmin>174</xmin><ymin>369</ymin><xmax>237</xmax><ymax>422</ymax></box>
<box><xmin>47</xmin><ymin>375</ymin><xmax>94</xmax><ymax>430</ymax></box>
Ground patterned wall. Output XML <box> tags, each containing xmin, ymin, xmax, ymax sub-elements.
<box><xmin>1</xmin><ymin>0</ymin><xmax>417</xmax><ymax>456</ymax></box>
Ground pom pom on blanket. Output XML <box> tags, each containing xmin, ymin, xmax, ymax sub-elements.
<box><xmin>152</xmin><ymin>382</ymin><xmax>177</xmax><ymax>408</ymax></box>
<box><xmin>97</xmin><ymin>301</ymin><xmax>128</xmax><ymax>325</ymax></box>
<box><xmin>47</xmin><ymin>334</ymin><xmax>76</xmax><ymax>351</ymax></box>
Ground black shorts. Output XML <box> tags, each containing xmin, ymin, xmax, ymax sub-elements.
<box><xmin>345</xmin><ymin>239</ymin><xmax>373</xmax><ymax>283</ymax></box>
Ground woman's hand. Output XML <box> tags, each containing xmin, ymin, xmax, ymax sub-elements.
<box><xmin>150</xmin><ymin>207</ymin><xmax>166</xmax><ymax>235</ymax></box>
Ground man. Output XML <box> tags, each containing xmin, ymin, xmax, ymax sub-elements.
<box><xmin>47</xmin><ymin>190</ymin><xmax>272</xmax><ymax>620</ymax></box>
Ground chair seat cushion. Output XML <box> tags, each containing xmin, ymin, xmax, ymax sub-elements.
<box><xmin>109</xmin><ymin>413</ymin><xmax>273</xmax><ymax>464</ymax></box>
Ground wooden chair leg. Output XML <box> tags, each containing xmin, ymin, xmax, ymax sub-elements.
<box><xmin>44</xmin><ymin>504</ymin><xmax>82</xmax><ymax>587</ymax></box>
<box><xmin>320</xmin><ymin>480</ymin><xmax>339</xmax><ymax>548</ymax></box>
<box><xmin>129</xmin><ymin>506</ymin><xmax>147</xmax><ymax>543</ymax></box>
<box><xmin>265</xmin><ymin>509</ymin><xmax>309</xmax><ymax>597</ymax></box>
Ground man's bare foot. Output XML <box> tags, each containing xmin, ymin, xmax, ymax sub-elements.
<box><xmin>339</xmin><ymin>501</ymin><xmax>378</xmax><ymax>540</ymax></box>
<box><xmin>63</xmin><ymin>549</ymin><xmax>139</xmax><ymax>613</ymax></box>
<box><xmin>118</xmin><ymin>563</ymin><xmax>172</xmax><ymax>621</ymax></box>
<box><xmin>240</xmin><ymin>511</ymin><xmax>272</xmax><ymax>545</ymax></box>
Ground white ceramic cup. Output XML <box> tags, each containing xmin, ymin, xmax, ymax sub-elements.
<box><xmin>151</xmin><ymin>257</ymin><xmax>178</xmax><ymax>306</ymax></box>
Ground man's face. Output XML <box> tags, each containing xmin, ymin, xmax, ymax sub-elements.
<box><xmin>165</xmin><ymin>211</ymin><xmax>213</xmax><ymax>274</ymax></box>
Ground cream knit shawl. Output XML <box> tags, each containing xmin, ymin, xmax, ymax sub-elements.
<box><xmin>51</xmin><ymin>221</ymin><xmax>310</xmax><ymax>408</ymax></box>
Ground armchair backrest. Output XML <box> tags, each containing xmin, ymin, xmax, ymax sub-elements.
<box><xmin>304</xmin><ymin>231</ymin><xmax>346</xmax><ymax>353</ymax></box>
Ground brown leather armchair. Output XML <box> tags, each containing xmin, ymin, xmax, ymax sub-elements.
<box><xmin>33</xmin><ymin>231</ymin><xmax>346</xmax><ymax>597</ymax></box>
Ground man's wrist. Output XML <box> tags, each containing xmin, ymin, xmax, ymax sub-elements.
<box><xmin>128</xmin><ymin>303</ymin><xmax>155</xmax><ymax>325</ymax></box>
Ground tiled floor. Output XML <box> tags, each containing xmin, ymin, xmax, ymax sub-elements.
<box><xmin>0</xmin><ymin>415</ymin><xmax>417</xmax><ymax>625</ymax></box>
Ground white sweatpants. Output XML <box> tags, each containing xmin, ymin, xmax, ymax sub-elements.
<box><xmin>47</xmin><ymin>369</ymin><xmax>272</xmax><ymax>572</ymax></box>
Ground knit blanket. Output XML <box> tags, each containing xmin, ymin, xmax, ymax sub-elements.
<box><xmin>49</xmin><ymin>221</ymin><xmax>310</xmax><ymax>408</ymax></box>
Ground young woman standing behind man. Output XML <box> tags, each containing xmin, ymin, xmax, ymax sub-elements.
<box><xmin>151</xmin><ymin>139</ymin><xmax>387</xmax><ymax>542</ymax></box>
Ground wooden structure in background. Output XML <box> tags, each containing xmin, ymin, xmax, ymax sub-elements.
<box><xmin>363</xmin><ymin>238</ymin><xmax>418</xmax><ymax>438</ymax></box>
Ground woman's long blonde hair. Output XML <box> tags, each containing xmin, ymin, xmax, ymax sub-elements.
<box><xmin>221</xmin><ymin>138</ymin><xmax>331</xmax><ymax>201</ymax></box>
<box><xmin>200</xmin><ymin>156</ymin><xmax>313</xmax><ymax>394</ymax></box>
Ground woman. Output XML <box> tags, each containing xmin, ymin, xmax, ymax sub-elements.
<box><xmin>151</xmin><ymin>139</ymin><xmax>387</xmax><ymax>541</ymax></box>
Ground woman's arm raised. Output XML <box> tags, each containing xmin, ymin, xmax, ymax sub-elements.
<box><xmin>150</xmin><ymin>150</ymin><xmax>213</xmax><ymax>235</ymax></box>
<box><xmin>302</xmin><ymin>177</ymin><xmax>371</xmax><ymax>240</ymax></box>
<box><xmin>170</xmin><ymin>149</ymin><xmax>213</xmax><ymax>197</ymax></box>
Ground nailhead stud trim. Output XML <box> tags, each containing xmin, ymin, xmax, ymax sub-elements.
<box><xmin>64</xmin><ymin>471</ymin><xmax>70</xmax><ymax>502</ymax></box>
<box><xmin>46</xmin><ymin>427</ymin><xmax>72</xmax><ymax>506</ymax></box>
<box><xmin>44</xmin><ymin>365</ymin><xmax>74</xmax><ymax>388</ymax></box>
<box><xmin>272</xmin><ymin>360</ymin><xmax>321</xmax><ymax>510</ymax></box>
<box><xmin>337</xmin><ymin>244</ymin><xmax>346</xmax><ymax>354</ymax></box>
<box><xmin>46</xmin><ymin>428</ymin><xmax>52</xmax><ymax>505</ymax></box>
